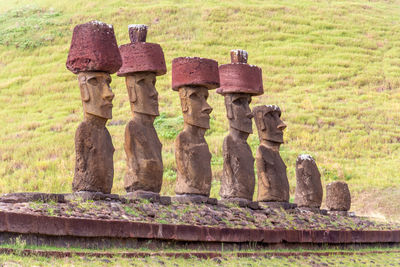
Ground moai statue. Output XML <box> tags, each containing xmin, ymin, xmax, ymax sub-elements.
<box><xmin>117</xmin><ymin>25</ymin><xmax>167</xmax><ymax>195</ymax></box>
<box><xmin>294</xmin><ymin>154</ymin><xmax>323</xmax><ymax>208</ymax></box>
<box><xmin>253</xmin><ymin>105</ymin><xmax>290</xmax><ymax>203</ymax></box>
<box><xmin>217</xmin><ymin>50</ymin><xmax>263</xmax><ymax>201</ymax></box>
<box><xmin>326</xmin><ymin>181</ymin><xmax>351</xmax><ymax>212</ymax></box>
<box><xmin>172</xmin><ymin>57</ymin><xmax>220</xmax><ymax>197</ymax></box>
<box><xmin>66</xmin><ymin>21</ymin><xmax>122</xmax><ymax>194</ymax></box>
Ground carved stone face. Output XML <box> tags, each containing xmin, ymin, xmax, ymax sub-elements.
<box><xmin>254</xmin><ymin>108</ymin><xmax>286</xmax><ymax>143</ymax></box>
<box><xmin>78</xmin><ymin>72</ymin><xmax>114</xmax><ymax>119</ymax></box>
<box><xmin>178</xmin><ymin>86</ymin><xmax>212</xmax><ymax>129</ymax></box>
<box><xmin>225</xmin><ymin>93</ymin><xmax>253</xmax><ymax>134</ymax></box>
<box><xmin>125</xmin><ymin>72</ymin><xmax>159</xmax><ymax>116</ymax></box>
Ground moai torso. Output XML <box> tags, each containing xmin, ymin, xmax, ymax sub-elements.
<box><xmin>174</xmin><ymin>129</ymin><xmax>212</xmax><ymax>196</ymax></box>
<box><xmin>220</xmin><ymin>134</ymin><xmax>255</xmax><ymax>200</ymax></box>
<box><xmin>73</xmin><ymin>118</ymin><xmax>114</xmax><ymax>193</ymax></box>
<box><xmin>256</xmin><ymin>144</ymin><xmax>289</xmax><ymax>202</ymax></box>
<box><xmin>124</xmin><ymin>117</ymin><xmax>163</xmax><ymax>192</ymax></box>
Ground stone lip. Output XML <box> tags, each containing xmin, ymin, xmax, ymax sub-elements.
<box><xmin>0</xmin><ymin>211</ymin><xmax>399</xmax><ymax>244</ymax></box>
<box><xmin>172</xmin><ymin>57</ymin><xmax>220</xmax><ymax>90</ymax></box>
<box><xmin>217</xmin><ymin>63</ymin><xmax>263</xmax><ymax>95</ymax></box>
<box><xmin>66</xmin><ymin>21</ymin><xmax>122</xmax><ymax>74</ymax></box>
<box><xmin>117</xmin><ymin>42</ymin><xmax>167</xmax><ymax>76</ymax></box>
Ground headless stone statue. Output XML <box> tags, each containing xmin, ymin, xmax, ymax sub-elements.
<box><xmin>217</xmin><ymin>50</ymin><xmax>263</xmax><ymax>201</ymax></box>
<box><xmin>294</xmin><ymin>154</ymin><xmax>323</xmax><ymax>208</ymax></box>
<box><xmin>117</xmin><ymin>25</ymin><xmax>167</xmax><ymax>193</ymax></box>
<box><xmin>66</xmin><ymin>21</ymin><xmax>122</xmax><ymax>194</ymax></box>
<box><xmin>172</xmin><ymin>57</ymin><xmax>220</xmax><ymax>197</ymax></box>
<box><xmin>253</xmin><ymin>105</ymin><xmax>290</xmax><ymax>202</ymax></box>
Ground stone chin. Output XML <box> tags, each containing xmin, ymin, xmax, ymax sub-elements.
<box><xmin>184</xmin><ymin>115</ymin><xmax>210</xmax><ymax>129</ymax></box>
<box><xmin>229</xmin><ymin>119</ymin><xmax>252</xmax><ymax>134</ymax></box>
<box><xmin>131</xmin><ymin>104</ymin><xmax>160</xmax><ymax>117</ymax></box>
<box><xmin>83</xmin><ymin>105</ymin><xmax>112</xmax><ymax>120</ymax></box>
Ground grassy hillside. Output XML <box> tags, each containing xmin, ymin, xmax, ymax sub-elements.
<box><xmin>1</xmin><ymin>0</ymin><xmax>400</xmax><ymax>220</ymax></box>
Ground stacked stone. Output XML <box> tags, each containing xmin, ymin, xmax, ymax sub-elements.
<box><xmin>217</xmin><ymin>49</ymin><xmax>263</xmax><ymax>202</ymax></box>
<box><xmin>117</xmin><ymin>25</ymin><xmax>166</xmax><ymax>198</ymax></box>
<box><xmin>326</xmin><ymin>181</ymin><xmax>351</xmax><ymax>212</ymax></box>
<box><xmin>172</xmin><ymin>57</ymin><xmax>219</xmax><ymax>198</ymax></box>
<box><xmin>66</xmin><ymin>21</ymin><xmax>121</xmax><ymax>194</ymax></box>
<box><xmin>294</xmin><ymin>154</ymin><xmax>323</xmax><ymax>209</ymax></box>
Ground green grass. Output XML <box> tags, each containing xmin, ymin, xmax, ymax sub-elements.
<box><xmin>1</xmin><ymin>0</ymin><xmax>400</xmax><ymax>220</ymax></box>
<box><xmin>1</xmin><ymin>244</ymin><xmax>400</xmax><ymax>266</ymax></box>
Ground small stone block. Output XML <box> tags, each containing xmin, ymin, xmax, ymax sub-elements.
<box><xmin>206</xmin><ymin>198</ymin><xmax>218</xmax><ymax>205</ymax></box>
<box><xmin>259</xmin><ymin>202</ymin><xmax>297</xmax><ymax>210</ymax></box>
<box><xmin>328</xmin><ymin>210</ymin><xmax>349</xmax><ymax>216</ymax></box>
<box><xmin>160</xmin><ymin>196</ymin><xmax>172</xmax><ymax>205</ymax></box>
<box><xmin>248</xmin><ymin>201</ymin><xmax>260</xmax><ymax>210</ymax></box>
<box><xmin>126</xmin><ymin>191</ymin><xmax>160</xmax><ymax>202</ymax></box>
<box><xmin>297</xmin><ymin>207</ymin><xmax>327</xmax><ymax>215</ymax></box>
<box><xmin>219</xmin><ymin>198</ymin><xmax>250</xmax><ymax>208</ymax></box>
<box><xmin>172</xmin><ymin>194</ymin><xmax>208</xmax><ymax>204</ymax></box>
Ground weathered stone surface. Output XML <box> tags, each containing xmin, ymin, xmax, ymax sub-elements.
<box><xmin>259</xmin><ymin>202</ymin><xmax>297</xmax><ymax>210</ymax></box>
<box><xmin>0</xmin><ymin>193</ymin><xmax>65</xmax><ymax>203</ymax></box>
<box><xmin>118</xmin><ymin>25</ymin><xmax>166</xmax><ymax>76</ymax></box>
<box><xmin>218</xmin><ymin>50</ymin><xmax>258</xmax><ymax>201</ymax></box>
<box><xmin>126</xmin><ymin>191</ymin><xmax>160</xmax><ymax>202</ymax></box>
<box><xmin>253</xmin><ymin>105</ymin><xmax>289</xmax><ymax>202</ymax></box>
<box><xmin>119</xmin><ymin>26</ymin><xmax>164</xmax><ymax>194</ymax></box>
<box><xmin>174</xmin><ymin>84</ymin><xmax>213</xmax><ymax>196</ymax></box>
<box><xmin>67</xmin><ymin>21</ymin><xmax>119</xmax><ymax>194</ymax></box>
<box><xmin>73</xmin><ymin>115</ymin><xmax>114</xmax><ymax>194</ymax></box>
<box><xmin>326</xmin><ymin>181</ymin><xmax>351</xmax><ymax>211</ymax></box>
<box><xmin>64</xmin><ymin>192</ymin><xmax>120</xmax><ymax>202</ymax></box>
<box><xmin>172</xmin><ymin>57</ymin><xmax>219</xmax><ymax>90</ymax></box>
<box><xmin>294</xmin><ymin>154</ymin><xmax>323</xmax><ymax>208</ymax></box>
<box><xmin>217</xmin><ymin>50</ymin><xmax>263</xmax><ymax>96</ymax></box>
<box><xmin>124</xmin><ymin>114</ymin><xmax>163</xmax><ymax>193</ymax></box>
<box><xmin>66</xmin><ymin>21</ymin><xmax>122</xmax><ymax>74</ymax></box>
<box><xmin>171</xmin><ymin>194</ymin><xmax>208</xmax><ymax>204</ymax></box>
<box><xmin>159</xmin><ymin>196</ymin><xmax>172</xmax><ymax>205</ymax></box>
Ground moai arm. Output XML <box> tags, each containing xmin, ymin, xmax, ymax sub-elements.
<box><xmin>124</xmin><ymin>122</ymin><xmax>139</xmax><ymax>174</ymax></box>
<box><xmin>75</xmin><ymin>123</ymin><xmax>89</xmax><ymax>174</ymax></box>
<box><xmin>256</xmin><ymin>147</ymin><xmax>271</xmax><ymax>190</ymax></box>
<box><xmin>175</xmin><ymin>133</ymin><xmax>189</xmax><ymax>176</ymax></box>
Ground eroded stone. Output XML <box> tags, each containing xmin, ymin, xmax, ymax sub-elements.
<box><xmin>294</xmin><ymin>154</ymin><xmax>323</xmax><ymax>208</ymax></box>
<box><xmin>326</xmin><ymin>181</ymin><xmax>351</xmax><ymax>211</ymax></box>
<box><xmin>173</xmin><ymin>57</ymin><xmax>218</xmax><ymax>196</ymax></box>
<box><xmin>253</xmin><ymin>105</ymin><xmax>289</xmax><ymax>202</ymax></box>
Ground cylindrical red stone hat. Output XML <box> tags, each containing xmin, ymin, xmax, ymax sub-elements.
<box><xmin>217</xmin><ymin>49</ymin><xmax>263</xmax><ymax>95</ymax></box>
<box><xmin>117</xmin><ymin>25</ymin><xmax>167</xmax><ymax>77</ymax></box>
<box><xmin>172</xmin><ymin>57</ymin><xmax>220</xmax><ymax>90</ymax></box>
<box><xmin>66</xmin><ymin>21</ymin><xmax>122</xmax><ymax>74</ymax></box>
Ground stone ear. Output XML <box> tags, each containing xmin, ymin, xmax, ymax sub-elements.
<box><xmin>78</xmin><ymin>76</ymin><xmax>90</xmax><ymax>102</ymax></box>
<box><xmin>257</xmin><ymin>111</ymin><xmax>266</xmax><ymax>131</ymax></box>
<box><xmin>225</xmin><ymin>96</ymin><xmax>233</xmax><ymax>119</ymax></box>
<box><xmin>179</xmin><ymin>88</ymin><xmax>188</xmax><ymax>112</ymax></box>
<box><xmin>129</xmin><ymin>82</ymin><xmax>137</xmax><ymax>103</ymax></box>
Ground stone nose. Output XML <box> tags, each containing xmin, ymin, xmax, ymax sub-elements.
<box><xmin>246</xmin><ymin>112</ymin><xmax>254</xmax><ymax>119</ymax></box>
<box><xmin>277</xmin><ymin>120</ymin><xmax>287</xmax><ymax>131</ymax></box>
<box><xmin>202</xmin><ymin>102</ymin><xmax>213</xmax><ymax>114</ymax></box>
<box><xmin>102</xmin><ymin>85</ymin><xmax>115</xmax><ymax>102</ymax></box>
